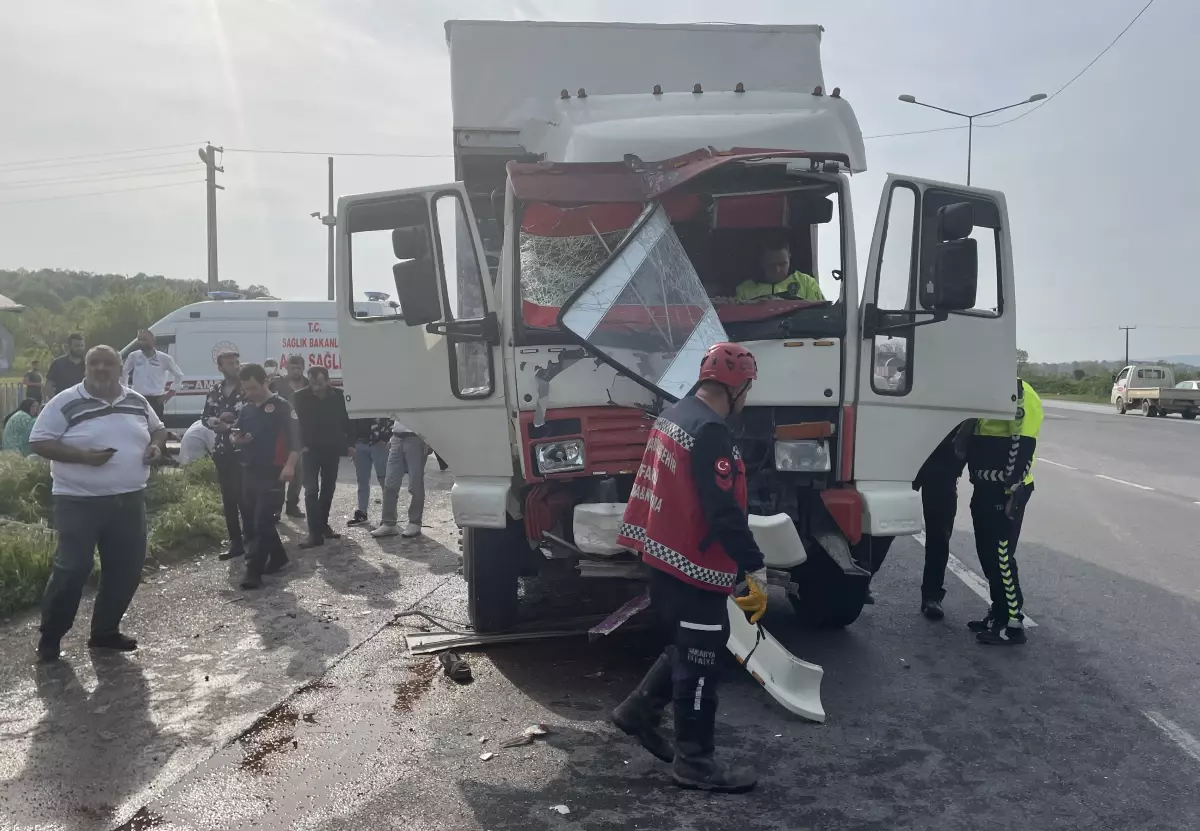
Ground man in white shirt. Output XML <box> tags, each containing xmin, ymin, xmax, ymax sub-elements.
<box><xmin>29</xmin><ymin>344</ymin><xmax>167</xmax><ymax>662</ymax></box>
<box><xmin>371</xmin><ymin>420</ymin><xmax>428</xmax><ymax>539</ymax></box>
<box><xmin>177</xmin><ymin>419</ymin><xmax>216</xmax><ymax>465</ymax></box>
<box><xmin>122</xmin><ymin>330</ymin><xmax>184</xmax><ymax>419</ymax></box>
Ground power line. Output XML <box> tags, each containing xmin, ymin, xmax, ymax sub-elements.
<box><xmin>223</xmin><ymin>147</ymin><xmax>451</xmax><ymax>159</ymax></box>
<box><xmin>0</xmin><ymin>163</ymin><xmax>197</xmax><ymax>190</ymax></box>
<box><xmin>981</xmin><ymin>0</ymin><xmax>1157</xmax><ymax>128</ymax></box>
<box><xmin>864</xmin><ymin>124</ymin><xmax>967</xmax><ymax>141</ymax></box>
<box><xmin>0</xmin><ymin>143</ymin><xmax>202</xmax><ymax>172</ymax></box>
<box><xmin>0</xmin><ymin>179</ymin><xmax>204</xmax><ymax>206</ymax></box>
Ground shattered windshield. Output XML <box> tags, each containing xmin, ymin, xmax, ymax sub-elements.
<box><xmin>559</xmin><ymin>204</ymin><xmax>727</xmax><ymax>401</ymax></box>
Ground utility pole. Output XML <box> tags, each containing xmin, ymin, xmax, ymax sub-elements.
<box><xmin>197</xmin><ymin>144</ymin><xmax>224</xmax><ymax>291</ymax></box>
<box><xmin>1118</xmin><ymin>325</ymin><xmax>1137</xmax><ymax>367</ymax></box>
<box><xmin>312</xmin><ymin>156</ymin><xmax>337</xmax><ymax>301</ymax></box>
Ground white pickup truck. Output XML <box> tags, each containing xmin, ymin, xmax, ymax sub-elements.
<box><xmin>1112</xmin><ymin>364</ymin><xmax>1200</xmax><ymax>419</ymax></box>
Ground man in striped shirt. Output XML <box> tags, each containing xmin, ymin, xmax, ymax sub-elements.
<box><xmin>29</xmin><ymin>345</ymin><xmax>167</xmax><ymax>662</ymax></box>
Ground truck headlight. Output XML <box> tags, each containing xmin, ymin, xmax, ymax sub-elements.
<box><xmin>774</xmin><ymin>440</ymin><xmax>831</xmax><ymax>473</ymax></box>
<box><xmin>534</xmin><ymin>439</ymin><xmax>586</xmax><ymax>474</ymax></box>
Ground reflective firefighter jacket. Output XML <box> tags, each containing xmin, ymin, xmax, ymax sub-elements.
<box><xmin>618</xmin><ymin>395</ymin><xmax>765</xmax><ymax>594</ymax></box>
<box><xmin>967</xmin><ymin>380</ymin><xmax>1044</xmax><ymax>493</ymax></box>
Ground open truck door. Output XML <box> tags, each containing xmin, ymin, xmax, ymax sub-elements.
<box><xmin>335</xmin><ymin>184</ymin><xmax>514</xmax><ymax>529</ymax></box>
<box><xmin>855</xmin><ymin>175</ymin><xmax>1017</xmax><ymax>534</ymax></box>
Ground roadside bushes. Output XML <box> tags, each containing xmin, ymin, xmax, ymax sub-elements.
<box><xmin>0</xmin><ymin>455</ymin><xmax>226</xmax><ymax>616</ymax></box>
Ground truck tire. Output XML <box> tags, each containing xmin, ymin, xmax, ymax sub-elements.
<box><xmin>1183</xmin><ymin>410</ymin><xmax>1197</xmax><ymax>421</ymax></box>
<box><xmin>788</xmin><ymin>545</ymin><xmax>870</xmax><ymax>628</ymax></box>
<box><xmin>1116</xmin><ymin>398</ymin><xmax>1126</xmax><ymax>414</ymax></box>
<box><xmin>463</xmin><ymin>520</ymin><xmax>525</xmax><ymax>633</ymax></box>
<box><xmin>1142</xmin><ymin>400</ymin><xmax>1156</xmax><ymax>417</ymax></box>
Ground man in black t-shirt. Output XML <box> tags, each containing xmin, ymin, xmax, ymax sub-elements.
<box><xmin>44</xmin><ymin>334</ymin><xmax>86</xmax><ymax>400</ymax></box>
<box><xmin>231</xmin><ymin>363</ymin><xmax>300</xmax><ymax>590</ymax></box>
<box><xmin>22</xmin><ymin>360</ymin><xmax>43</xmax><ymax>403</ymax></box>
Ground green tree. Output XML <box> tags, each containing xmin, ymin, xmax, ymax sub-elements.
<box><xmin>1073</xmin><ymin>368</ymin><xmax>1086</xmax><ymax>381</ymax></box>
<box><xmin>1016</xmin><ymin>348</ymin><xmax>1029</xmax><ymax>373</ymax></box>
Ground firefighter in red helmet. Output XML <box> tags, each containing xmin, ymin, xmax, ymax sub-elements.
<box><xmin>610</xmin><ymin>342</ymin><xmax>767</xmax><ymax>793</ymax></box>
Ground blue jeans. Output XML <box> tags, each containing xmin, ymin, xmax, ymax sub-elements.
<box><xmin>354</xmin><ymin>441</ymin><xmax>389</xmax><ymax>514</ymax></box>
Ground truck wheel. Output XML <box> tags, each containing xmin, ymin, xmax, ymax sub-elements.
<box><xmin>463</xmin><ymin>519</ymin><xmax>525</xmax><ymax>633</ymax></box>
<box><xmin>1116</xmin><ymin>398</ymin><xmax>1126</xmax><ymax>414</ymax></box>
<box><xmin>1183</xmin><ymin>410</ymin><xmax>1197</xmax><ymax>421</ymax></box>
<box><xmin>788</xmin><ymin>546</ymin><xmax>870</xmax><ymax>628</ymax></box>
<box><xmin>1142</xmin><ymin>400</ymin><xmax>1156</xmax><ymax>417</ymax></box>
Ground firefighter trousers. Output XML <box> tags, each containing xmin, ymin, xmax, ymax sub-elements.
<box><xmin>970</xmin><ymin>484</ymin><xmax>1034</xmax><ymax>624</ymax></box>
<box><xmin>648</xmin><ymin>569</ymin><xmax>729</xmax><ymax>754</ymax></box>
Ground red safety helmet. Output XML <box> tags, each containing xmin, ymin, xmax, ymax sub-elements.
<box><xmin>698</xmin><ymin>342</ymin><xmax>758</xmax><ymax>392</ymax></box>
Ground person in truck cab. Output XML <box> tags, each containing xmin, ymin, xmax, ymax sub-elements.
<box><xmin>733</xmin><ymin>235</ymin><xmax>824</xmax><ymax>304</ymax></box>
<box><xmin>611</xmin><ymin>342</ymin><xmax>767</xmax><ymax>794</ymax></box>
<box><xmin>960</xmin><ymin>378</ymin><xmax>1043</xmax><ymax>645</ymax></box>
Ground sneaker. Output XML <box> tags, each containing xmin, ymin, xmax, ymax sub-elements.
<box><xmin>401</xmin><ymin>523</ymin><xmax>422</xmax><ymax>538</ymax></box>
<box><xmin>36</xmin><ymin>636</ymin><xmax>61</xmax><ymax>663</ymax></box>
<box><xmin>88</xmin><ymin>632</ymin><xmax>138</xmax><ymax>651</ymax></box>
<box><xmin>371</xmin><ymin>524</ymin><xmax>399</xmax><ymax>538</ymax></box>
<box><xmin>920</xmin><ymin>599</ymin><xmax>945</xmax><ymax>621</ymax></box>
<box><xmin>967</xmin><ymin>608</ymin><xmax>997</xmax><ymax>633</ymax></box>
<box><xmin>347</xmin><ymin>511</ymin><xmax>369</xmax><ymax>527</ymax></box>
<box><xmin>976</xmin><ymin>621</ymin><xmax>1027</xmax><ymax>646</ymax></box>
<box><xmin>298</xmin><ymin>535</ymin><xmax>324</xmax><ymax>550</ymax></box>
<box><xmin>322</xmin><ymin>525</ymin><xmax>341</xmax><ymax>540</ymax></box>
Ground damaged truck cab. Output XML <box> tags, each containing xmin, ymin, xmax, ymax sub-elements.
<box><xmin>336</xmin><ymin>21</ymin><xmax>1018</xmax><ymax>632</ymax></box>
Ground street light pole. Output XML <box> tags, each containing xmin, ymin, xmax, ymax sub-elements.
<box><xmin>1118</xmin><ymin>325</ymin><xmax>1137</xmax><ymax>367</ymax></box>
<box><xmin>897</xmin><ymin>93</ymin><xmax>1047</xmax><ymax>186</ymax></box>
<box><xmin>311</xmin><ymin>156</ymin><xmax>337</xmax><ymax>302</ymax></box>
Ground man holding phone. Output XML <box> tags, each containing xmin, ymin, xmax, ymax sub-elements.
<box><xmin>28</xmin><ymin>344</ymin><xmax>167</xmax><ymax>662</ymax></box>
<box><xmin>232</xmin><ymin>363</ymin><xmax>301</xmax><ymax>589</ymax></box>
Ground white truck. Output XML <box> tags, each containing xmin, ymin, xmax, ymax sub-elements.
<box><xmin>129</xmin><ymin>297</ymin><xmax>397</xmax><ymax>427</ymax></box>
<box><xmin>1112</xmin><ymin>363</ymin><xmax>1200</xmax><ymax>418</ymax></box>
<box><xmin>335</xmin><ymin>20</ymin><xmax>1019</xmax><ymax>634</ymax></box>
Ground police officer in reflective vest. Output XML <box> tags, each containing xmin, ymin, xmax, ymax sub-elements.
<box><xmin>963</xmin><ymin>379</ymin><xmax>1043</xmax><ymax>645</ymax></box>
<box><xmin>611</xmin><ymin>342</ymin><xmax>767</xmax><ymax>793</ymax></box>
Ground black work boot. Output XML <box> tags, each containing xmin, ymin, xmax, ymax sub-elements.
<box><xmin>88</xmin><ymin>632</ymin><xmax>138</xmax><ymax>651</ymax></box>
<box><xmin>298</xmin><ymin>534</ymin><xmax>324</xmax><ymax>549</ymax></box>
<box><xmin>967</xmin><ymin>606</ymin><xmax>998</xmax><ymax>633</ymax></box>
<box><xmin>921</xmin><ymin>598</ymin><xmax>945</xmax><ymax>621</ymax></box>
<box><xmin>240</xmin><ymin>569</ymin><xmax>264</xmax><ymax>590</ymax></box>
<box><xmin>218</xmin><ymin>546</ymin><xmax>244</xmax><ymax>561</ymax></box>
<box><xmin>36</xmin><ymin>636</ymin><xmax>61</xmax><ymax>663</ymax></box>
<box><xmin>611</xmin><ymin>652</ymin><xmax>674</xmax><ymax>763</ymax></box>
<box><xmin>263</xmin><ymin>551</ymin><xmax>289</xmax><ymax>574</ymax></box>
<box><xmin>671</xmin><ymin>710</ymin><xmax>757</xmax><ymax>793</ymax></box>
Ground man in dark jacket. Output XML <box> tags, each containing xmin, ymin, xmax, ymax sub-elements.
<box><xmin>913</xmin><ymin>423</ymin><xmax>970</xmax><ymax>620</ymax></box>
<box><xmin>611</xmin><ymin>342</ymin><xmax>764</xmax><ymax>794</ymax></box>
<box><xmin>292</xmin><ymin>366</ymin><xmax>353</xmax><ymax>547</ymax></box>
<box><xmin>269</xmin><ymin>354</ymin><xmax>309</xmax><ymax>518</ymax></box>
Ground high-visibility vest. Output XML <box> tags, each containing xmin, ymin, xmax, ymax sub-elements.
<box><xmin>734</xmin><ymin>271</ymin><xmax>824</xmax><ymax>303</ymax></box>
<box><xmin>968</xmin><ymin>380</ymin><xmax>1043</xmax><ymax>491</ymax></box>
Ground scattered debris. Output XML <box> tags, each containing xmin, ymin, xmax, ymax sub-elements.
<box><xmin>550</xmin><ymin>805</ymin><xmax>571</xmax><ymax>815</ymax></box>
<box><xmin>500</xmin><ymin>724</ymin><xmax>551</xmax><ymax>748</ymax></box>
<box><xmin>479</xmin><ymin>736</ymin><xmax>488</xmax><ymax>744</ymax></box>
<box><xmin>438</xmin><ymin>651</ymin><xmax>472</xmax><ymax>683</ymax></box>
<box><xmin>204</xmin><ymin>675</ymin><xmax>209</xmax><ymax>682</ymax></box>
<box><xmin>479</xmin><ymin>752</ymin><xmax>494</xmax><ymax>761</ymax></box>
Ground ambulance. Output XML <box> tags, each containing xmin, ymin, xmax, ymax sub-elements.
<box><xmin>128</xmin><ymin>296</ymin><xmax>397</xmax><ymax>427</ymax></box>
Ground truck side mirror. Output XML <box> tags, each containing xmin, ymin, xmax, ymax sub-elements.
<box><xmin>391</xmin><ymin>226</ymin><xmax>442</xmax><ymax>326</ymax></box>
<box><xmin>928</xmin><ymin>238</ymin><xmax>978</xmax><ymax>311</ymax></box>
<box><xmin>937</xmin><ymin>202</ymin><xmax>974</xmax><ymax>241</ymax></box>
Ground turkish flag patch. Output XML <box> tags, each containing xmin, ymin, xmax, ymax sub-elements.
<box><xmin>714</xmin><ymin>457</ymin><xmax>733</xmax><ymax>491</ymax></box>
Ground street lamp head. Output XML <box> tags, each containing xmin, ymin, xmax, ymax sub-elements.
<box><xmin>1028</xmin><ymin>93</ymin><xmax>1048</xmax><ymax>102</ymax></box>
<box><xmin>898</xmin><ymin>94</ymin><xmax>917</xmax><ymax>104</ymax></box>
<box><xmin>310</xmin><ymin>211</ymin><xmax>321</xmax><ymax>218</ymax></box>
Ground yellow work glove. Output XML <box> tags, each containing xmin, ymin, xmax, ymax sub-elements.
<box><xmin>734</xmin><ymin>568</ymin><xmax>769</xmax><ymax>624</ymax></box>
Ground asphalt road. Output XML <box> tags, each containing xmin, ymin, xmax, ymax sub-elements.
<box><xmin>0</xmin><ymin>405</ymin><xmax>1197</xmax><ymax>830</ymax></box>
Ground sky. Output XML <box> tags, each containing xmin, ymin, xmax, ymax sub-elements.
<box><xmin>0</xmin><ymin>0</ymin><xmax>1196</xmax><ymax>363</ymax></box>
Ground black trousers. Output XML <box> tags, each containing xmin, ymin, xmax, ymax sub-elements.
<box><xmin>243</xmin><ymin>465</ymin><xmax>286</xmax><ymax>574</ymax></box>
<box><xmin>970</xmin><ymin>484</ymin><xmax>1033</xmax><ymax>624</ymax></box>
<box><xmin>213</xmin><ymin>454</ymin><xmax>248</xmax><ymax>554</ymax></box>
<box><xmin>303</xmin><ymin>449</ymin><xmax>340</xmax><ymax>536</ymax></box>
<box><xmin>41</xmin><ymin>492</ymin><xmax>146</xmax><ymax>640</ymax></box>
<box><xmin>145</xmin><ymin>395</ymin><xmax>166</xmax><ymax>419</ymax></box>
<box><xmin>648</xmin><ymin>569</ymin><xmax>729</xmax><ymax>753</ymax></box>
<box><xmin>285</xmin><ymin>454</ymin><xmax>303</xmax><ymax>510</ymax></box>
<box><xmin>919</xmin><ymin>479</ymin><xmax>958</xmax><ymax>601</ymax></box>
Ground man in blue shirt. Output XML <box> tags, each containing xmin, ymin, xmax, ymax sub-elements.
<box><xmin>231</xmin><ymin>363</ymin><xmax>300</xmax><ymax>589</ymax></box>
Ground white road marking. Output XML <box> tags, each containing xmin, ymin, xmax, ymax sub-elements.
<box><xmin>1094</xmin><ymin>474</ymin><xmax>1155</xmax><ymax>491</ymax></box>
<box><xmin>1039</xmin><ymin>458</ymin><xmax>1077</xmax><ymax>470</ymax></box>
<box><xmin>914</xmin><ymin>532</ymin><xmax>1037</xmax><ymax>627</ymax></box>
<box><xmin>1144</xmin><ymin>711</ymin><xmax>1200</xmax><ymax>766</ymax></box>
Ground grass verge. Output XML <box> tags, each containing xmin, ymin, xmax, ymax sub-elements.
<box><xmin>0</xmin><ymin>454</ymin><xmax>227</xmax><ymax>617</ymax></box>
